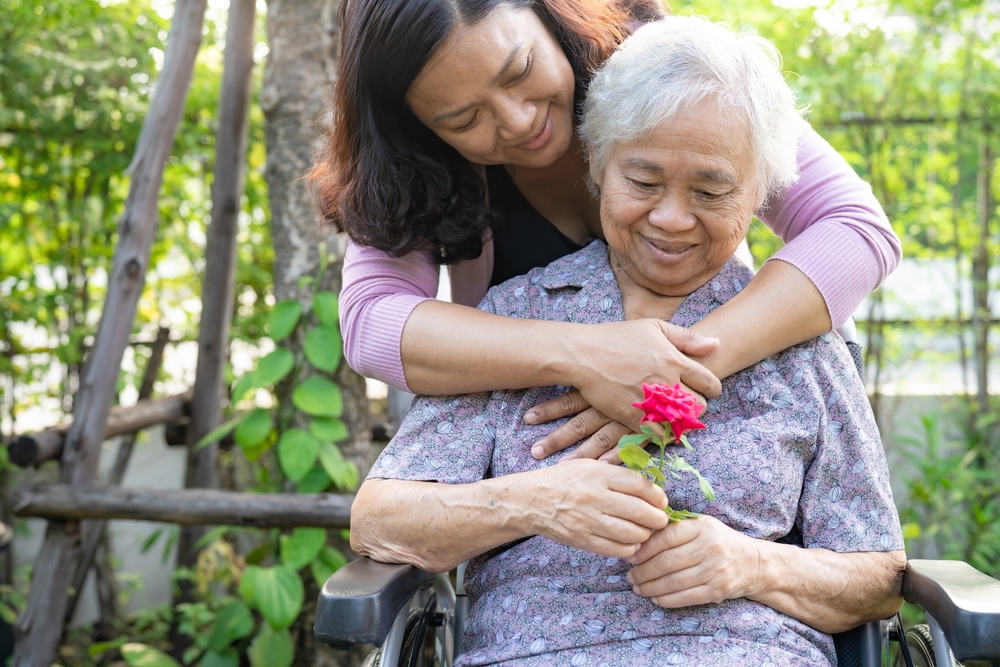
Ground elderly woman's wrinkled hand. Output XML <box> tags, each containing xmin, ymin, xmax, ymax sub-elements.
<box><xmin>525</xmin><ymin>458</ymin><xmax>672</xmax><ymax>559</ymax></box>
<box><xmin>625</xmin><ymin>515</ymin><xmax>763</xmax><ymax>608</ymax></box>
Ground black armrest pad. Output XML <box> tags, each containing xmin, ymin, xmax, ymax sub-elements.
<box><xmin>314</xmin><ymin>557</ymin><xmax>434</xmax><ymax>647</ymax></box>
<box><xmin>903</xmin><ymin>559</ymin><xmax>1000</xmax><ymax>661</ymax></box>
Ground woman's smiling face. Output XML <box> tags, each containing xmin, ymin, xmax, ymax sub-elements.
<box><xmin>596</xmin><ymin>99</ymin><xmax>760</xmax><ymax>297</ymax></box>
<box><xmin>405</xmin><ymin>5</ymin><xmax>576</xmax><ymax>168</ymax></box>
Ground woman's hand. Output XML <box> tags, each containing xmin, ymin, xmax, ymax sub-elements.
<box><xmin>523</xmin><ymin>320</ymin><xmax>719</xmax><ymax>460</ymax></box>
<box><xmin>525</xmin><ymin>459</ymin><xmax>670</xmax><ymax>559</ymax></box>
<box><xmin>626</xmin><ymin>515</ymin><xmax>761</xmax><ymax>608</ymax></box>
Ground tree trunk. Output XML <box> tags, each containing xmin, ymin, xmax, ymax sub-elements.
<box><xmin>12</xmin><ymin>1</ymin><xmax>207</xmax><ymax>662</ymax></box>
<box><xmin>263</xmin><ymin>2</ymin><xmax>372</xmax><ymax>663</ymax></box>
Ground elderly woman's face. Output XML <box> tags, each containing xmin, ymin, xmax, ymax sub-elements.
<box><xmin>596</xmin><ymin>100</ymin><xmax>759</xmax><ymax>297</ymax></box>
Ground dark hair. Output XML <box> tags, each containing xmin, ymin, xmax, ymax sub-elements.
<box><xmin>309</xmin><ymin>0</ymin><xmax>667</xmax><ymax>264</ymax></box>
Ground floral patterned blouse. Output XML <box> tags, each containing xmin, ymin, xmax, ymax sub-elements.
<box><xmin>367</xmin><ymin>240</ymin><xmax>904</xmax><ymax>667</ymax></box>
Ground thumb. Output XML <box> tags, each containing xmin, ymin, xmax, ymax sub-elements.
<box><xmin>659</xmin><ymin>323</ymin><xmax>719</xmax><ymax>357</ymax></box>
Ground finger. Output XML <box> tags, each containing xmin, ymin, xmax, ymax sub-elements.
<box><xmin>605</xmin><ymin>470</ymin><xmax>669</xmax><ymax>512</ymax></box>
<box><xmin>562</xmin><ymin>420</ymin><xmax>629</xmax><ymax>461</ymax></box>
<box><xmin>597</xmin><ymin>447</ymin><xmax>623</xmax><ymax>465</ymax></box>
<box><xmin>524</xmin><ymin>389</ymin><xmax>589</xmax><ymax>425</ymax></box>
<box><xmin>628</xmin><ymin>538</ymin><xmax>704</xmax><ymax>584</ymax></box>
<box><xmin>677</xmin><ymin>359</ymin><xmax>721</xmax><ymax>400</ymax></box>
<box><xmin>659</xmin><ymin>322</ymin><xmax>720</xmax><ymax>357</ymax></box>
<box><xmin>629</xmin><ymin>521</ymin><xmax>700</xmax><ymax>565</ymax></box>
<box><xmin>572</xmin><ymin>535</ymin><xmax>643</xmax><ymax>560</ymax></box>
<box><xmin>533</xmin><ymin>408</ymin><xmax>611</xmax><ymax>459</ymax></box>
<box><xmin>631</xmin><ymin>561</ymin><xmax>713</xmax><ymax>599</ymax></box>
<box><xmin>651</xmin><ymin>583</ymin><xmax>727</xmax><ymax>609</ymax></box>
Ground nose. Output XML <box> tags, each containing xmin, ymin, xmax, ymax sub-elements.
<box><xmin>647</xmin><ymin>191</ymin><xmax>697</xmax><ymax>232</ymax></box>
<box><xmin>495</xmin><ymin>95</ymin><xmax>536</xmax><ymax>142</ymax></box>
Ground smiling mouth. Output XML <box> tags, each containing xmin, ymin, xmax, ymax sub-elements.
<box><xmin>645</xmin><ymin>238</ymin><xmax>697</xmax><ymax>260</ymax></box>
<box><xmin>516</xmin><ymin>110</ymin><xmax>552</xmax><ymax>151</ymax></box>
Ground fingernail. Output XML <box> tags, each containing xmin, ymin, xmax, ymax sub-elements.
<box><xmin>531</xmin><ymin>445</ymin><xmax>544</xmax><ymax>458</ymax></box>
<box><xmin>524</xmin><ymin>410</ymin><xmax>538</xmax><ymax>424</ymax></box>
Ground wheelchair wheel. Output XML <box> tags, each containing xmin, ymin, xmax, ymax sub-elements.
<box><xmin>360</xmin><ymin>607</ymin><xmax>442</xmax><ymax>667</ymax></box>
<box><xmin>893</xmin><ymin>624</ymin><xmax>962</xmax><ymax>667</ymax></box>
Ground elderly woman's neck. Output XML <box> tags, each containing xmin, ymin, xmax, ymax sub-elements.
<box><xmin>609</xmin><ymin>253</ymin><xmax>690</xmax><ymax>322</ymax></box>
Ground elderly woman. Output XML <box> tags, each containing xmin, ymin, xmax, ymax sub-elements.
<box><xmin>351</xmin><ymin>16</ymin><xmax>905</xmax><ymax>666</ymax></box>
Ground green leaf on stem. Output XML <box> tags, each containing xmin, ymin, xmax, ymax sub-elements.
<box><xmin>639</xmin><ymin>425</ymin><xmax>656</xmax><ymax>437</ymax></box>
<box><xmin>292</xmin><ymin>377</ymin><xmax>343</xmax><ymax>417</ymax></box>
<box><xmin>207</xmin><ymin>600</ymin><xmax>254</xmax><ymax>652</ymax></box>
<box><xmin>200</xmin><ymin>650</ymin><xmax>238</xmax><ymax>667</ymax></box>
<box><xmin>248</xmin><ymin>565</ymin><xmax>303</xmax><ymax>630</ymax></box>
<box><xmin>121</xmin><ymin>644</ymin><xmax>181</xmax><ymax>667</ymax></box>
<box><xmin>279</xmin><ymin>527</ymin><xmax>326</xmax><ymax>570</ymax></box>
<box><xmin>268</xmin><ymin>300</ymin><xmax>302</xmax><ymax>342</ymax></box>
<box><xmin>617</xmin><ymin>433</ymin><xmax>651</xmax><ymax>449</ymax></box>
<box><xmin>194</xmin><ymin>414</ymin><xmax>246</xmax><ymax>451</ymax></box>
<box><xmin>317</xmin><ymin>441</ymin><xmax>358</xmax><ymax>490</ymax></box>
<box><xmin>248</xmin><ymin>624</ymin><xmax>294</xmax><ymax>667</ymax></box>
<box><xmin>313</xmin><ymin>291</ymin><xmax>339</xmax><ymax>329</ymax></box>
<box><xmin>277</xmin><ymin>428</ymin><xmax>319</xmax><ymax>482</ymax></box>
<box><xmin>672</xmin><ymin>456</ymin><xmax>715</xmax><ymax>501</ymax></box>
<box><xmin>646</xmin><ymin>466</ymin><xmax>666</xmax><ymax>484</ymax></box>
<box><xmin>254</xmin><ymin>348</ymin><xmax>295</xmax><ymax>388</ymax></box>
<box><xmin>304</xmin><ymin>326</ymin><xmax>342</xmax><ymax>373</ymax></box>
<box><xmin>234</xmin><ymin>409</ymin><xmax>273</xmax><ymax>450</ymax></box>
<box><xmin>296</xmin><ymin>467</ymin><xmax>332</xmax><ymax>494</ymax></box>
<box><xmin>310</xmin><ymin>546</ymin><xmax>348</xmax><ymax>589</ymax></box>
<box><xmin>679</xmin><ymin>434</ymin><xmax>693</xmax><ymax>450</ymax></box>
<box><xmin>310</xmin><ymin>417</ymin><xmax>349</xmax><ymax>443</ymax></box>
<box><xmin>618</xmin><ymin>443</ymin><xmax>651</xmax><ymax>471</ymax></box>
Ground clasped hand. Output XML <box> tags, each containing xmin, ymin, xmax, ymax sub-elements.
<box><xmin>524</xmin><ymin>319</ymin><xmax>720</xmax><ymax>462</ymax></box>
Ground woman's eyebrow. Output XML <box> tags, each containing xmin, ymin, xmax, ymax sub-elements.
<box><xmin>432</xmin><ymin>43</ymin><xmax>524</xmax><ymax>124</ymax></box>
<box><xmin>695</xmin><ymin>170</ymin><xmax>736</xmax><ymax>185</ymax></box>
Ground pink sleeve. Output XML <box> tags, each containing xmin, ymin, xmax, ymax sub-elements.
<box><xmin>760</xmin><ymin>121</ymin><xmax>902</xmax><ymax>327</ymax></box>
<box><xmin>339</xmin><ymin>242</ymin><xmax>439</xmax><ymax>390</ymax></box>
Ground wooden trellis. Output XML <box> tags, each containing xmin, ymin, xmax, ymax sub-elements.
<box><xmin>3</xmin><ymin>1</ymin><xmax>355</xmax><ymax>664</ymax></box>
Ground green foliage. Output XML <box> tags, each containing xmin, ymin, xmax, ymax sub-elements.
<box><xmin>247</xmin><ymin>624</ymin><xmax>294</xmax><ymax>667</ymax></box>
<box><xmin>898</xmin><ymin>409</ymin><xmax>1000</xmax><ymax>577</ymax></box>
<box><xmin>292</xmin><ymin>376</ymin><xmax>343</xmax><ymax>417</ymax></box>
<box><xmin>277</xmin><ymin>428</ymin><xmax>319</xmax><ymax>482</ymax></box>
<box><xmin>121</xmin><ymin>644</ymin><xmax>180</xmax><ymax>667</ymax></box>
<box><xmin>241</xmin><ymin>565</ymin><xmax>303</xmax><ymax>630</ymax></box>
<box><xmin>279</xmin><ymin>528</ymin><xmax>326</xmax><ymax>569</ymax></box>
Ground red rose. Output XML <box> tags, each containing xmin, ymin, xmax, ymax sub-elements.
<box><xmin>633</xmin><ymin>382</ymin><xmax>706</xmax><ymax>442</ymax></box>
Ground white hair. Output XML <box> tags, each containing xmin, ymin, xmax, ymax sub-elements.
<box><xmin>580</xmin><ymin>16</ymin><xmax>803</xmax><ymax>205</ymax></box>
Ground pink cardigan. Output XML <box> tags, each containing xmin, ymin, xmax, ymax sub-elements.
<box><xmin>339</xmin><ymin>121</ymin><xmax>901</xmax><ymax>390</ymax></box>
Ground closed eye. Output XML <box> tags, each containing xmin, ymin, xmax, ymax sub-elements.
<box><xmin>452</xmin><ymin>112</ymin><xmax>479</xmax><ymax>132</ymax></box>
<box><xmin>514</xmin><ymin>54</ymin><xmax>532</xmax><ymax>83</ymax></box>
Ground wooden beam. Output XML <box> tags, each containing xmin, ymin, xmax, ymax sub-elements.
<box><xmin>13</xmin><ymin>485</ymin><xmax>353</xmax><ymax>529</ymax></box>
<box><xmin>7</xmin><ymin>392</ymin><xmax>191</xmax><ymax>468</ymax></box>
<box><xmin>12</xmin><ymin>0</ymin><xmax>209</xmax><ymax>662</ymax></box>
<box><xmin>179</xmin><ymin>0</ymin><xmax>257</xmax><ymax>571</ymax></box>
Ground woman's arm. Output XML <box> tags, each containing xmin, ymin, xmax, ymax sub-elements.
<box><xmin>689</xmin><ymin>122</ymin><xmax>900</xmax><ymax>380</ymax></box>
<box><xmin>350</xmin><ymin>459</ymin><xmax>670</xmax><ymax>573</ymax></box>
<box><xmin>625</xmin><ymin>516</ymin><xmax>905</xmax><ymax>633</ymax></box>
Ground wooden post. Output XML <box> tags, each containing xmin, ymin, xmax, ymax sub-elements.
<box><xmin>64</xmin><ymin>327</ymin><xmax>170</xmax><ymax>624</ymax></box>
<box><xmin>11</xmin><ymin>0</ymin><xmax>207</xmax><ymax>661</ymax></box>
<box><xmin>177</xmin><ymin>0</ymin><xmax>257</xmax><ymax>573</ymax></box>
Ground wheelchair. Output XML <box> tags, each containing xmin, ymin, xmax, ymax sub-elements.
<box><xmin>314</xmin><ymin>556</ymin><xmax>1000</xmax><ymax>667</ymax></box>
<box><xmin>315</xmin><ymin>326</ymin><xmax>1000</xmax><ymax>666</ymax></box>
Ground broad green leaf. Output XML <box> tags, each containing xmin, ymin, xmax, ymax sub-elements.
<box><xmin>317</xmin><ymin>441</ymin><xmax>358</xmax><ymax>490</ymax></box>
<box><xmin>208</xmin><ymin>600</ymin><xmax>254</xmax><ymax>652</ymax></box>
<box><xmin>121</xmin><ymin>644</ymin><xmax>181</xmax><ymax>667</ymax></box>
<box><xmin>194</xmin><ymin>414</ymin><xmax>247</xmax><ymax>451</ymax></box>
<box><xmin>617</xmin><ymin>433</ymin><xmax>651</xmax><ymax>449</ymax></box>
<box><xmin>639</xmin><ymin>425</ymin><xmax>656</xmax><ymax>437</ymax></box>
<box><xmin>277</xmin><ymin>429</ymin><xmax>319</xmax><ymax>482</ymax></box>
<box><xmin>292</xmin><ymin>377</ymin><xmax>342</xmax><ymax>417</ymax></box>
<box><xmin>279</xmin><ymin>528</ymin><xmax>326</xmax><ymax>570</ymax></box>
<box><xmin>268</xmin><ymin>300</ymin><xmax>302</xmax><ymax>342</ymax></box>
<box><xmin>304</xmin><ymin>325</ymin><xmax>342</xmax><ymax>373</ymax></box>
<box><xmin>231</xmin><ymin>373</ymin><xmax>256</xmax><ymax>404</ymax></box>
<box><xmin>248</xmin><ymin>624</ymin><xmax>294</xmax><ymax>667</ymax></box>
<box><xmin>646</xmin><ymin>466</ymin><xmax>666</xmax><ymax>484</ymax></box>
<box><xmin>679</xmin><ymin>434</ymin><xmax>693</xmax><ymax>450</ymax></box>
<box><xmin>238</xmin><ymin>565</ymin><xmax>259</xmax><ymax>605</ymax></box>
<box><xmin>618</xmin><ymin>443</ymin><xmax>651</xmax><ymax>471</ymax></box>
<box><xmin>296</xmin><ymin>467</ymin><xmax>332</xmax><ymax>494</ymax></box>
<box><xmin>310</xmin><ymin>546</ymin><xmax>348</xmax><ymax>589</ymax></box>
<box><xmin>200</xmin><ymin>650</ymin><xmax>238</xmax><ymax>667</ymax></box>
<box><xmin>254</xmin><ymin>348</ymin><xmax>295</xmax><ymax>387</ymax></box>
<box><xmin>313</xmin><ymin>291</ymin><xmax>339</xmax><ymax>329</ymax></box>
<box><xmin>310</xmin><ymin>417</ymin><xmax>349</xmax><ymax>443</ymax></box>
<box><xmin>251</xmin><ymin>565</ymin><xmax>303</xmax><ymax>630</ymax></box>
<box><xmin>234</xmin><ymin>408</ymin><xmax>273</xmax><ymax>450</ymax></box>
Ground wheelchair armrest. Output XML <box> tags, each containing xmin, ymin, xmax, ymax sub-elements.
<box><xmin>902</xmin><ymin>559</ymin><xmax>1000</xmax><ymax>661</ymax></box>
<box><xmin>314</xmin><ymin>557</ymin><xmax>435</xmax><ymax>648</ymax></box>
